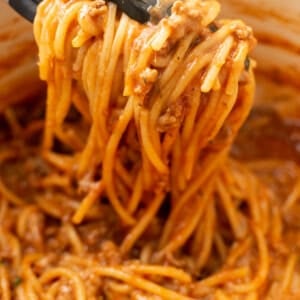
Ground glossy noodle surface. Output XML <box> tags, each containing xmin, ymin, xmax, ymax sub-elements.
<box><xmin>1</xmin><ymin>0</ymin><xmax>300</xmax><ymax>299</ymax></box>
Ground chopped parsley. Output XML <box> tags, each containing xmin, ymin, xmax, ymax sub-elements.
<box><xmin>244</xmin><ymin>56</ymin><xmax>250</xmax><ymax>71</ymax></box>
<box><xmin>208</xmin><ymin>22</ymin><xmax>218</xmax><ymax>33</ymax></box>
<box><xmin>13</xmin><ymin>276</ymin><xmax>22</xmax><ymax>288</ymax></box>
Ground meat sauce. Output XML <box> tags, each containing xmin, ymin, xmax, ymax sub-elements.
<box><xmin>232</xmin><ymin>107</ymin><xmax>300</xmax><ymax>164</ymax></box>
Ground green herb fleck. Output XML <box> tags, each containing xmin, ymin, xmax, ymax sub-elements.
<box><xmin>13</xmin><ymin>277</ymin><xmax>22</xmax><ymax>288</ymax></box>
<box><xmin>166</xmin><ymin>4</ymin><xmax>173</xmax><ymax>16</ymax></box>
<box><xmin>208</xmin><ymin>23</ymin><xmax>218</xmax><ymax>33</ymax></box>
<box><xmin>244</xmin><ymin>56</ymin><xmax>250</xmax><ymax>71</ymax></box>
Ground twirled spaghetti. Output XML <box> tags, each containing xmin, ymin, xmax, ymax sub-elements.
<box><xmin>1</xmin><ymin>0</ymin><xmax>300</xmax><ymax>299</ymax></box>
<box><xmin>34</xmin><ymin>0</ymin><xmax>255</xmax><ymax>253</ymax></box>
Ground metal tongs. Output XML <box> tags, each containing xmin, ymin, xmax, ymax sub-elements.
<box><xmin>8</xmin><ymin>0</ymin><xmax>173</xmax><ymax>23</ymax></box>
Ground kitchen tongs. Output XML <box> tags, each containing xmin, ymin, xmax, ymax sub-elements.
<box><xmin>7</xmin><ymin>0</ymin><xmax>169</xmax><ymax>23</ymax></box>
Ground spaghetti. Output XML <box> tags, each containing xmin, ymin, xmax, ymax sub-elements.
<box><xmin>1</xmin><ymin>0</ymin><xmax>300</xmax><ymax>299</ymax></box>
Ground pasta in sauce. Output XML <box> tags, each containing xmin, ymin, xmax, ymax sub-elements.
<box><xmin>0</xmin><ymin>0</ymin><xmax>300</xmax><ymax>299</ymax></box>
